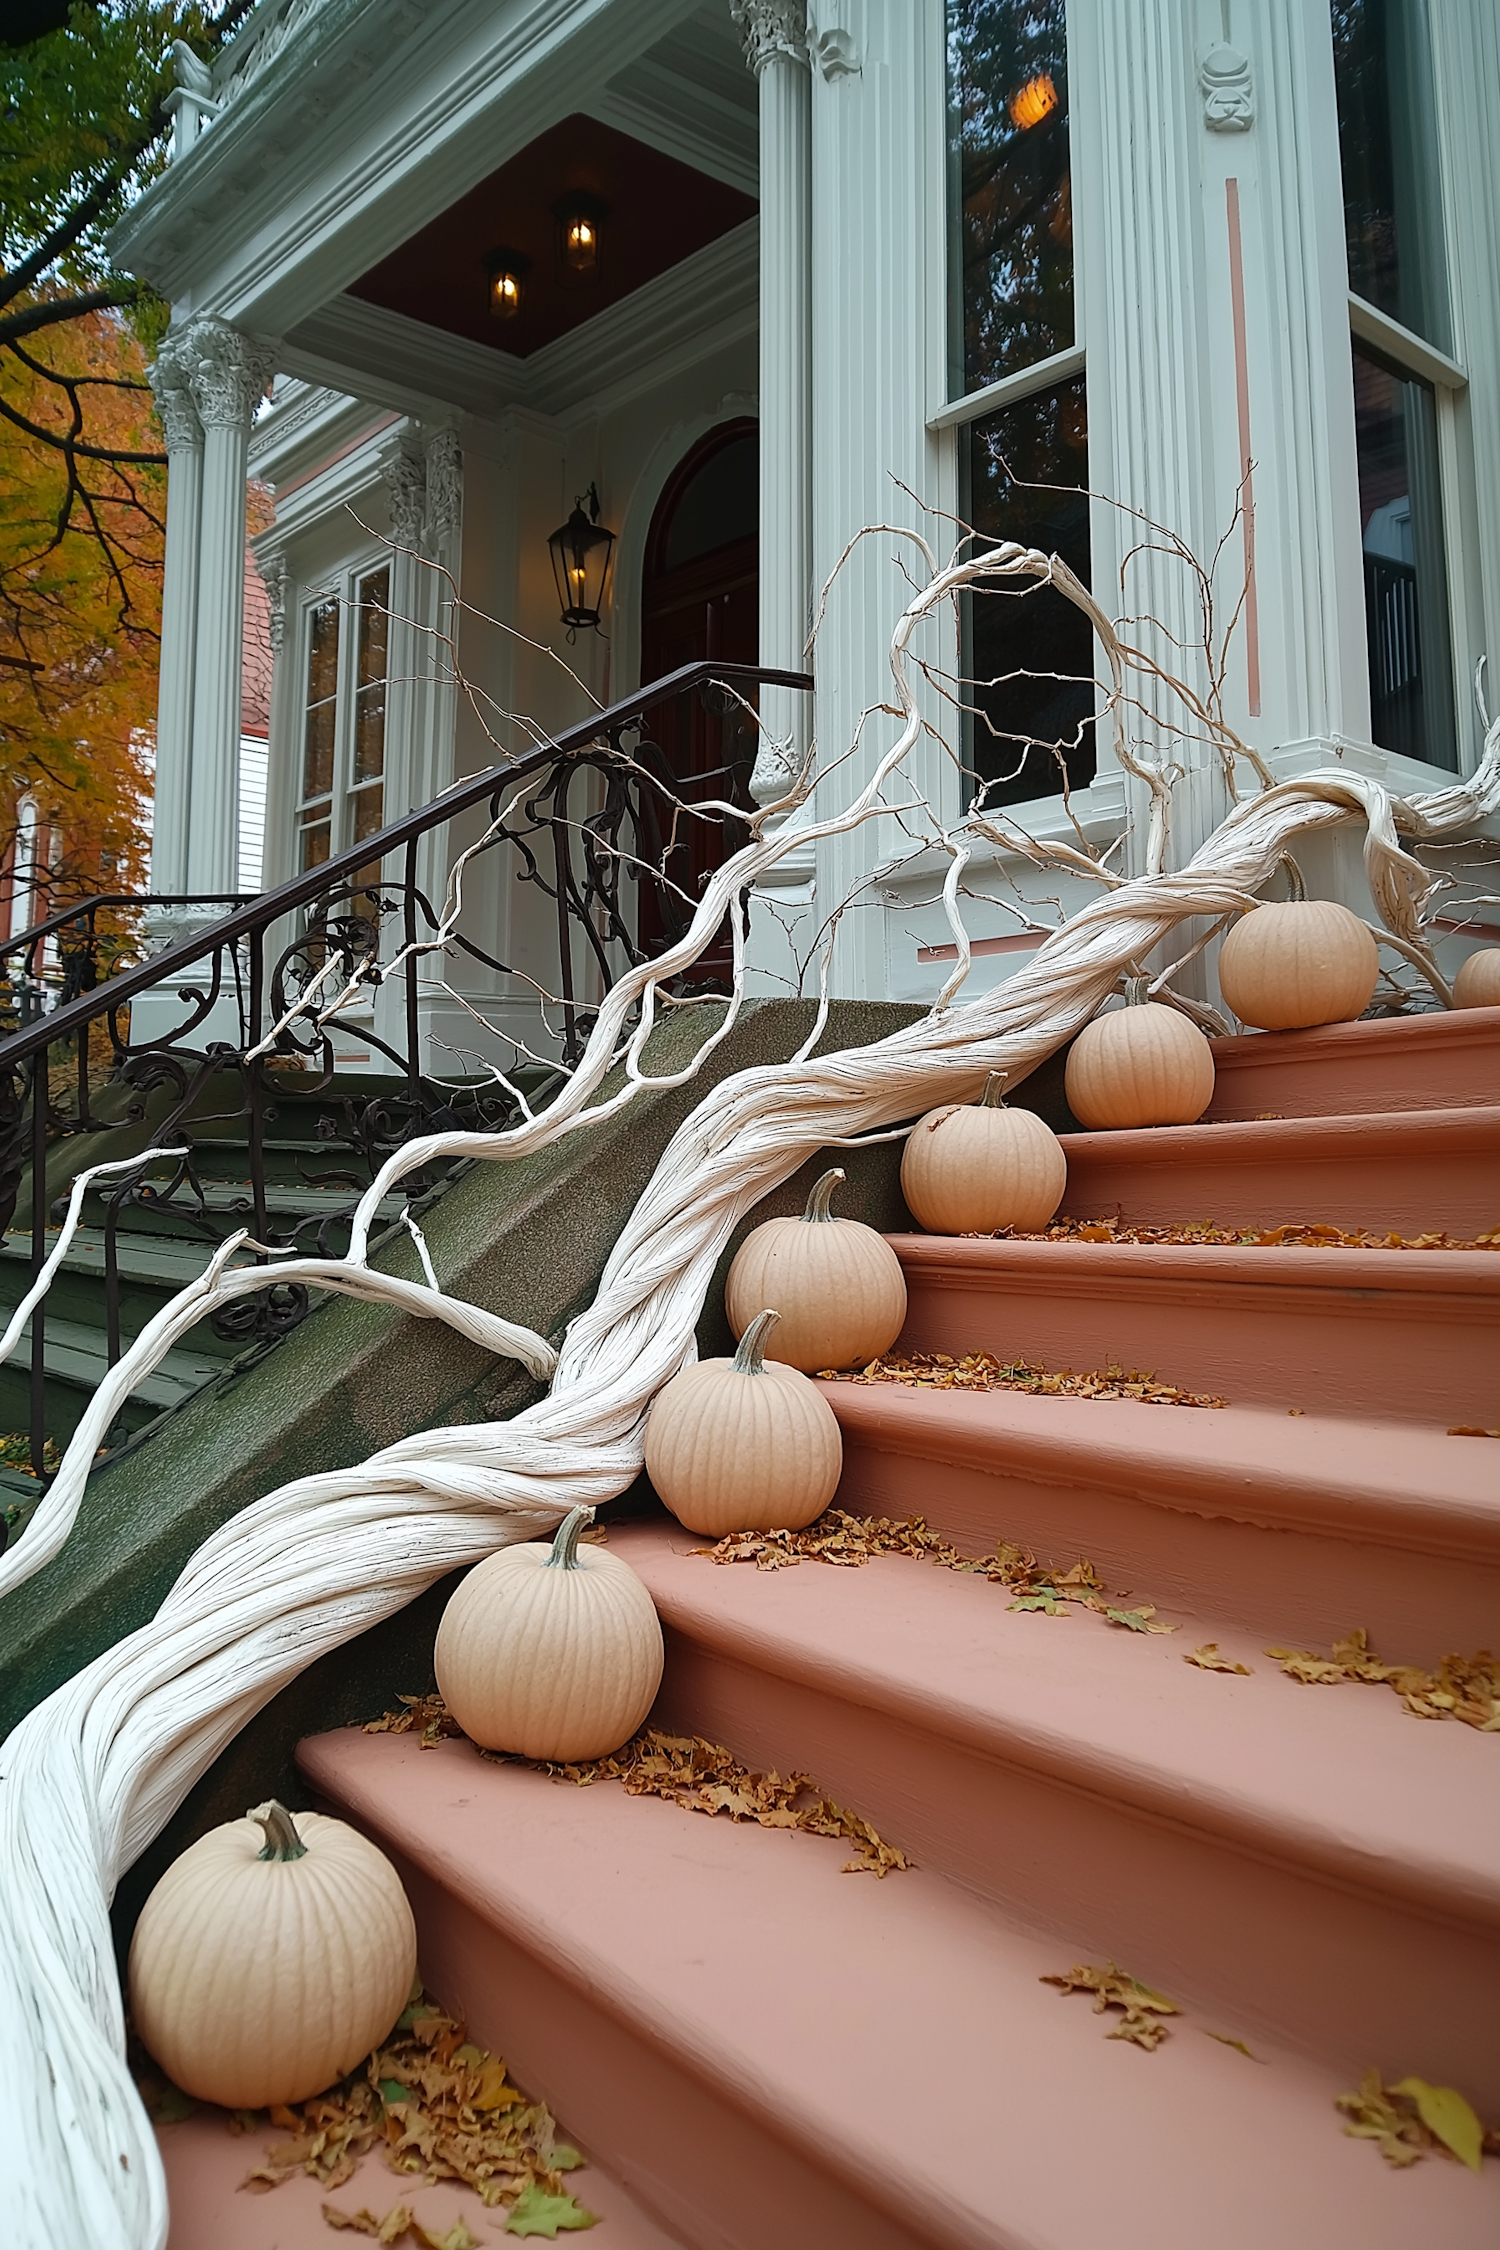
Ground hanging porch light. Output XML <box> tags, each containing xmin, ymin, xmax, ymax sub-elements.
<box><xmin>556</xmin><ymin>193</ymin><xmax>607</xmax><ymax>280</ymax></box>
<box><xmin>485</xmin><ymin>246</ymin><xmax>530</xmax><ymax>320</ymax></box>
<box><xmin>548</xmin><ymin>483</ymin><xmax>615</xmax><ymax>634</ymax></box>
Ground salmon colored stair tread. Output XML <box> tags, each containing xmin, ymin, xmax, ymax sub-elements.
<box><xmin>1054</xmin><ymin>1102</ymin><xmax>1500</xmax><ymax>1234</ymax></box>
<box><xmin>298</xmin><ymin>1730</ymin><xmax>1500</xmax><ymax>2250</ymax></box>
<box><xmin>1203</xmin><ymin>1004</ymin><xmax>1500</xmax><ymax>1118</ymax></box>
<box><xmin>156</xmin><ymin>2106</ymin><xmax>683</xmax><ymax>2248</ymax></box>
<box><xmin>610</xmin><ymin>1523</ymin><xmax>1500</xmax><ymax>1933</ymax></box>
<box><xmin>885</xmin><ymin>1234</ymin><xmax>1500</xmax><ymax>1425</ymax></box>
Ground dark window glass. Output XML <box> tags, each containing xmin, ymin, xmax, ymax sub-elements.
<box><xmin>663</xmin><ymin>432</ymin><xmax>758</xmax><ymax>571</ymax></box>
<box><xmin>301</xmin><ymin>695</ymin><xmax>336</xmax><ymax>806</ymax></box>
<box><xmin>1354</xmin><ymin>342</ymin><xmax>1455</xmax><ymax>768</ymax></box>
<box><xmin>299</xmin><ymin>818</ymin><xmax>331</xmax><ymax>872</ymax></box>
<box><xmin>1332</xmin><ymin>0</ymin><xmax>1450</xmax><ymax>350</ymax></box>
<box><xmin>962</xmin><ymin>375</ymin><xmax>1093</xmax><ymax>807</ymax></box>
<box><xmin>947</xmin><ymin>0</ymin><xmax>1073</xmax><ymax>394</ymax></box>
<box><xmin>301</xmin><ymin>598</ymin><xmax>340</xmax><ymax>802</ymax></box>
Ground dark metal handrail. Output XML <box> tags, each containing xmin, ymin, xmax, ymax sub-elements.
<box><xmin>0</xmin><ymin>659</ymin><xmax>813</xmax><ymax>1523</ymax></box>
<box><xmin>0</xmin><ymin>894</ymin><xmax>253</xmax><ymax>972</ymax></box>
<box><xmin>0</xmin><ymin>662</ymin><xmax>810</xmax><ymax>1072</ymax></box>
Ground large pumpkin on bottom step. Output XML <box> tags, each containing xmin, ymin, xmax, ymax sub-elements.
<box><xmin>1453</xmin><ymin>948</ymin><xmax>1500</xmax><ymax>1009</ymax></box>
<box><xmin>901</xmin><ymin>1071</ymin><xmax>1066</xmax><ymax>1234</ymax></box>
<box><xmin>1217</xmin><ymin>862</ymin><xmax>1379</xmax><ymax>1029</ymax></box>
<box><xmin>436</xmin><ymin>1506</ymin><xmax>663</xmax><ymax>1762</ymax></box>
<box><xmin>645</xmin><ymin>1307</ymin><xmax>843</xmax><ymax>1536</ymax></box>
<box><xmin>1064</xmin><ymin>982</ymin><xmax>1216</xmax><ymax>1130</ymax></box>
<box><xmin>129</xmin><ymin>1799</ymin><xmax>417</xmax><ymax>2109</ymax></box>
<box><xmin>725</xmin><ymin>1167</ymin><xmax>906</xmax><ymax>1372</ymax></box>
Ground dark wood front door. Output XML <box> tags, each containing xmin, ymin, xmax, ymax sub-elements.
<box><xmin>636</xmin><ymin>422</ymin><xmax>758</xmax><ymax>979</ymax></box>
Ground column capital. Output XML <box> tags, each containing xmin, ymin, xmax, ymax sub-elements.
<box><xmin>379</xmin><ymin>429</ymin><xmax>428</xmax><ymax>552</ymax></box>
<box><xmin>183</xmin><ymin>316</ymin><xmax>277</xmax><ymax>432</ymax></box>
<box><xmin>148</xmin><ymin>341</ymin><xmax>203</xmax><ymax>454</ymax></box>
<box><xmin>422</xmin><ymin>425</ymin><xmax>462</xmax><ymax>550</ymax></box>
<box><xmin>730</xmin><ymin>0</ymin><xmax>808</xmax><ymax>76</ymax></box>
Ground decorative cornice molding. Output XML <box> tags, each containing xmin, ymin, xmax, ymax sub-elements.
<box><xmin>1199</xmin><ymin>41</ymin><xmax>1254</xmax><ymax>132</ymax></box>
<box><xmin>182</xmin><ymin>315</ymin><xmax>278</xmax><ymax>430</ymax></box>
<box><xmin>730</xmin><ymin>0</ymin><xmax>808</xmax><ymax>76</ymax></box>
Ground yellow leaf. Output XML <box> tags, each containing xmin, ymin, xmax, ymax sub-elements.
<box><xmin>472</xmin><ymin>2058</ymin><xmax>522</xmax><ymax>2111</ymax></box>
<box><xmin>1391</xmin><ymin>2078</ymin><xmax>1485</xmax><ymax>2173</ymax></box>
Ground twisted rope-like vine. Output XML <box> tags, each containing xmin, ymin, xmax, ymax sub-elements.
<box><xmin>1</xmin><ymin>546</ymin><xmax>1496</xmax><ymax>2247</ymax></box>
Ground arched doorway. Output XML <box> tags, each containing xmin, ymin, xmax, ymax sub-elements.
<box><xmin>635</xmin><ymin>420</ymin><xmax>758</xmax><ymax>978</ymax></box>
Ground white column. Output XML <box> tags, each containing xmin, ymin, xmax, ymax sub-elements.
<box><xmin>146</xmin><ymin>340</ymin><xmax>202</xmax><ymax>899</ymax></box>
<box><xmin>185</xmin><ymin>317</ymin><xmax>276</xmax><ymax>895</ymax></box>
<box><xmin>806</xmin><ymin>0</ymin><xmax>955</xmax><ymax>997</ymax></box>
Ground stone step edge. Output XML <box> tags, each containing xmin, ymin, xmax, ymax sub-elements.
<box><xmin>885</xmin><ymin>1235</ymin><xmax>1500</xmax><ymax>1302</ymax></box>
<box><xmin>616</xmin><ymin>1523</ymin><xmax>1500</xmax><ymax>1944</ymax></box>
<box><xmin>818</xmin><ymin>1386</ymin><xmax>1500</xmax><ymax>1568</ymax></box>
<box><xmin>1056</xmin><ymin>1101</ymin><xmax>1500</xmax><ymax>1171</ymax></box>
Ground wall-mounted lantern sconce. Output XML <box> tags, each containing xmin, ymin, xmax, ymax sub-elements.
<box><xmin>548</xmin><ymin>483</ymin><xmax>615</xmax><ymax>635</ymax></box>
<box><xmin>485</xmin><ymin>246</ymin><xmax>530</xmax><ymax>320</ymax></box>
<box><xmin>555</xmin><ymin>193</ymin><xmax>607</xmax><ymax>281</ymax></box>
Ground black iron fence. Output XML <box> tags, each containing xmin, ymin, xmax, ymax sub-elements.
<box><xmin>0</xmin><ymin>661</ymin><xmax>811</xmax><ymax>1516</ymax></box>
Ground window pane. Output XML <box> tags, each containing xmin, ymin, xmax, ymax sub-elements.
<box><xmin>947</xmin><ymin>0</ymin><xmax>1073</xmax><ymax>395</ymax></box>
<box><xmin>351</xmin><ymin>783</ymin><xmax>384</xmax><ymax>844</ymax></box>
<box><xmin>304</xmin><ymin>596</ymin><xmax>340</xmax><ymax>706</ymax></box>
<box><xmin>962</xmin><ymin>375</ymin><xmax>1093</xmax><ymax>806</ymax></box>
<box><xmin>356</xmin><ymin>568</ymin><xmax>390</xmax><ymax>690</ymax></box>
<box><xmin>299</xmin><ymin>819</ymin><xmax>331</xmax><ymax>872</ymax></box>
<box><xmin>353</xmin><ymin>681</ymin><xmax>386</xmax><ymax>783</ymax></box>
<box><xmin>301</xmin><ymin>695</ymin><xmax>336</xmax><ymax>805</ymax></box>
<box><xmin>1332</xmin><ymin>0</ymin><xmax>1450</xmax><ymax>351</ymax></box>
<box><xmin>1354</xmin><ymin>343</ymin><xmax>1455</xmax><ymax>769</ymax></box>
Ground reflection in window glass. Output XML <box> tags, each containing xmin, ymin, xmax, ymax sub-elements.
<box><xmin>962</xmin><ymin>376</ymin><xmax>1093</xmax><ymax>806</ymax></box>
<box><xmin>1354</xmin><ymin>344</ymin><xmax>1455</xmax><ymax>768</ymax></box>
<box><xmin>301</xmin><ymin>599</ymin><xmax>340</xmax><ymax>803</ymax></box>
<box><xmin>353</xmin><ymin>568</ymin><xmax>390</xmax><ymax>786</ymax></box>
<box><xmin>1332</xmin><ymin>0</ymin><xmax>1450</xmax><ymax>350</ymax></box>
<box><xmin>947</xmin><ymin>0</ymin><xmax>1073</xmax><ymax>394</ymax></box>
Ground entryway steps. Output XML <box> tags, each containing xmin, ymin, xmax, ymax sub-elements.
<box><xmin>820</xmin><ymin>1384</ymin><xmax>1500</xmax><ymax>1659</ymax></box>
<box><xmin>890</xmin><ymin>1235</ymin><xmax>1500</xmax><ymax>1426</ymax></box>
<box><xmin>301</xmin><ymin>1728</ymin><xmax>1500</xmax><ymax>2250</ymax></box>
<box><xmin>1055</xmin><ymin>1103</ymin><xmax>1500</xmax><ymax>1235</ymax></box>
<box><xmin>1203</xmin><ymin>1004</ymin><xmax>1500</xmax><ymax>1120</ymax></box>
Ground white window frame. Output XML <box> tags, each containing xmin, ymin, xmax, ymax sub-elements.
<box><xmin>292</xmin><ymin>550</ymin><xmax>393</xmax><ymax>877</ymax></box>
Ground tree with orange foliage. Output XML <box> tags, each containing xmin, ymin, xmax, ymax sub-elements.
<box><xmin>0</xmin><ymin>304</ymin><xmax>160</xmax><ymax>922</ymax></box>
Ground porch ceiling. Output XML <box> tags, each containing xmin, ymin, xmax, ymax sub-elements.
<box><xmin>347</xmin><ymin>112</ymin><xmax>755</xmax><ymax>360</ymax></box>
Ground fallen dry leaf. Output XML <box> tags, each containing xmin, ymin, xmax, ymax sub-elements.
<box><xmin>1266</xmin><ymin>1631</ymin><xmax>1500</xmax><ymax>1730</ymax></box>
<box><xmin>980</xmin><ymin>1215</ymin><xmax>1500</xmax><ymax>1251</ymax></box>
<box><xmin>1185</xmin><ymin>1644</ymin><xmax>1253</xmax><ymax>1676</ymax></box>
<box><xmin>1041</xmin><ymin>1962</ymin><xmax>1179</xmax><ymax>2049</ymax></box>
<box><xmin>504</xmin><ymin>2180</ymin><xmax>599</xmax><ymax>2236</ymax></box>
<box><xmin>1448</xmin><ymin>1425</ymin><xmax>1500</xmax><ymax>1439</ymax></box>
<box><xmin>1204</xmin><ymin>2030</ymin><xmax>1262</xmax><ymax>2060</ymax></box>
<box><xmin>1337</xmin><ymin>2068</ymin><xmax>1499</xmax><ymax>2171</ymax></box>
<box><xmin>691</xmin><ymin>1508</ymin><xmax>1175</xmax><ymax>1633</ymax></box>
<box><xmin>822</xmin><ymin>1350</ymin><xmax>1225</xmax><ymax>1408</ymax></box>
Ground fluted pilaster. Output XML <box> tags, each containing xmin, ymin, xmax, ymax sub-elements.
<box><xmin>147</xmin><ymin>340</ymin><xmax>203</xmax><ymax>896</ymax></box>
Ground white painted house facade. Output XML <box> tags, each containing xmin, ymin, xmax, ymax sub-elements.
<box><xmin>111</xmin><ymin>0</ymin><xmax>1500</xmax><ymax>1067</ymax></box>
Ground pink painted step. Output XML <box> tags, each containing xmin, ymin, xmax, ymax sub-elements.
<box><xmin>1056</xmin><ymin>1103</ymin><xmax>1500</xmax><ymax>1234</ymax></box>
<box><xmin>617</xmin><ymin>1522</ymin><xmax>1500</xmax><ymax>2107</ymax></box>
<box><xmin>820</xmin><ymin>1383</ymin><xmax>1500</xmax><ymax>1661</ymax></box>
<box><xmin>888</xmin><ymin>1235</ymin><xmax>1500</xmax><ymax>1426</ymax></box>
<box><xmin>1204</xmin><ymin>1006</ymin><xmax>1500</xmax><ymax>1120</ymax></box>
<box><xmin>156</xmin><ymin>2105</ymin><xmax>681</xmax><ymax>2247</ymax></box>
<box><xmin>301</xmin><ymin>1729</ymin><xmax>1500</xmax><ymax>2250</ymax></box>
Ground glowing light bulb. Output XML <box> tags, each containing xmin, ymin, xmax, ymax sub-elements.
<box><xmin>1009</xmin><ymin>72</ymin><xmax>1058</xmax><ymax>129</ymax></box>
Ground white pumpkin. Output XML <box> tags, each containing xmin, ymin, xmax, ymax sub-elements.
<box><xmin>1453</xmin><ymin>948</ymin><xmax>1500</xmax><ymax>1009</ymax></box>
<box><xmin>644</xmin><ymin>1306</ymin><xmax>844</xmax><ymax>1536</ymax></box>
<box><xmin>724</xmin><ymin>1167</ymin><xmax>907</xmax><ymax>1372</ymax></box>
<box><xmin>435</xmin><ymin>1506</ymin><xmax>663</xmax><ymax>1762</ymax></box>
<box><xmin>901</xmin><ymin>1072</ymin><xmax>1066</xmax><ymax>1233</ymax></box>
<box><xmin>1064</xmin><ymin>983</ymin><xmax>1216</xmax><ymax>1130</ymax></box>
<box><xmin>1217</xmin><ymin>859</ymin><xmax>1379</xmax><ymax>1030</ymax></box>
<box><xmin>129</xmin><ymin>1799</ymin><xmax>417</xmax><ymax>2110</ymax></box>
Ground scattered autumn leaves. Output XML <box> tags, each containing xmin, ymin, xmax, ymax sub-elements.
<box><xmin>366</xmin><ymin>1697</ymin><xmax>910</xmax><ymax>1878</ymax></box>
<box><xmin>1266</xmin><ymin>1629</ymin><xmax>1500</xmax><ymax>1731</ymax></box>
<box><xmin>821</xmin><ymin>1351</ymin><xmax>1224</xmax><ymax>1409</ymax></box>
<box><xmin>1337</xmin><ymin>2069</ymin><xmax>1499</xmax><ymax>2173</ymax></box>
<box><xmin>695</xmin><ymin>1508</ymin><xmax>1175</xmax><ymax>1635</ymax></box>
<box><xmin>1042</xmin><ymin>1962</ymin><xmax>1180</xmax><ymax>2050</ymax></box>
<box><xmin>983</xmin><ymin>1216</ymin><xmax>1500</xmax><ymax>1251</ymax></box>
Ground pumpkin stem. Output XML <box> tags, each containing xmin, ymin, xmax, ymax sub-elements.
<box><xmin>544</xmin><ymin>1505</ymin><xmax>594</xmax><ymax>1570</ymax></box>
<box><xmin>251</xmin><ymin>1800</ymin><xmax>308</xmax><ymax>1862</ymax></box>
<box><xmin>1277</xmin><ymin>853</ymin><xmax>1307</xmax><ymax>904</ymax></box>
<box><xmin>980</xmin><ymin>1071</ymin><xmax>1008</xmax><ymax>1108</ymax></box>
<box><xmin>803</xmin><ymin>1168</ymin><xmax>846</xmax><ymax>1222</ymax></box>
<box><xmin>1124</xmin><ymin>975</ymin><xmax>1152</xmax><ymax>1008</ymax></box>
<box><xmin>732</xmin><ymin>1307</ymin><xmax>781</xmax><ymax>1375</ymax></box>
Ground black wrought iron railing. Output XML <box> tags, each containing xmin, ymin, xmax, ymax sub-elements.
<box><xmin>0</xmin><ymin>661</ymin><xmax>812</xmax><ymax>1517</ymax></box>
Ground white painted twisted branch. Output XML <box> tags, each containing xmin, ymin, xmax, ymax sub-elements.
<box><xmin>1</xmin><ymin>545</ymin><xmax>1497</xmax><ymax>2249</ymax></box>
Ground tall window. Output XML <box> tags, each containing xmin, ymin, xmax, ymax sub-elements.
<box><xmin>295</xmin><ymin>565</ymin><xmax>391</xmax><ymax>874</ymax></box>
<box><xmin>1333</xmin><ymin>0</ymin><xmax>1459</xmax><ymax>769</ymax></box>
<box><xmin>947</xmin><ymin>0</ymin><xmax>1092</xmax><ymax>807</ymax></box>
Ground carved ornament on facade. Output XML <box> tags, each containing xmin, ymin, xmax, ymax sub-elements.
<box><xmin>148</xmin><ymin>340</ymin><xmax>203</xmax><ymax>454</ymax></box>
<box><xmin>730</xmin><ymin>0</ymin><xmax>808</xmax><ymax>75</ymax></box>
<box><xmin>422</xmin><ymin>427</ymin><xmax>462</xmax><ymax>550</ymax></box>
<box><xmin>810</xmin><ymin>21</ymin><xmax>861</xmax><ymax>79</ymax></box>
<box><xmin>183</xmin><ymin>317</ymin><xmax>278</xmax><ymax>432</ymax></box>
<box><xmin>260</xmin><ymin>552</ymin><xmax>289</xmax><ymax>655</ymax></box>
<box><xmin>380</xmin><ymin>433</ymin><xmax>428</xmax><ymax>553</ymax></box>
<box><xmin>1199</xmin><ymin>42</ymin><xmax>1254</xmax><ymax>132</ymax></box>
